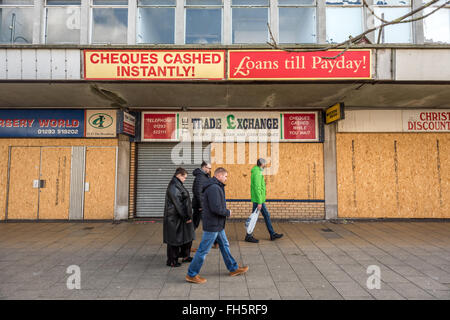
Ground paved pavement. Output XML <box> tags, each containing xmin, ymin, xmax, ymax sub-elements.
<box><xmin>0</xmin><ymin>220</ymin><xmax>450</xmax><ymax>300</ymax></box>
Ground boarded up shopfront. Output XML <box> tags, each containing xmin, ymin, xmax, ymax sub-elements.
<box><xmin>336</xmin><ymin>110</ymin><xmax>450</xmax><ymax>218</ymax></box>
<box><xmin>0</xmin><ymin>110</ymin><xmax>118</xmax><ymax>221</ymax></box>
<box><xmin>136</xmin><ymin>111</ymin><xmax>325</xmax><ymax>219</ymax></box>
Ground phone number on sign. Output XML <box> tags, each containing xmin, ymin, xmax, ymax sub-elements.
<box><xmin>37</xmin><ymin>129</ymin><xmax>79</xmax><ymax>135</ymax></box>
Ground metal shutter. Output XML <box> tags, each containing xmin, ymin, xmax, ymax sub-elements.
<box><xmin>136</xmin><ymin>142</ymin><xmax>211</xmax><ymax>217</ymax></box>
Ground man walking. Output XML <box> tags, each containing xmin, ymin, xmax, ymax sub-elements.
<box><xmin>192</xmin><ymin>161</ymin><xmax>212</xmax><ymax>229</ymax></box>
<box><xmin>245</xmin><ymin>158</ymin><xmax>283</xmax><ymax>243</ymax></box>
<box><xmin>186</xmin><ymin>167</ymin><xmax>248</xmax><ymax>284</ymax></box>
<box><xmin>192</xmin><ymin>161</ymin><xmax>218</xmax><ymax>251</ymax></box>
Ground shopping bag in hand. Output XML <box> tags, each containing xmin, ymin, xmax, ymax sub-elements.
<box><xmin>245</xmin><ymin>207</ymin><xmax>260</xmax><ymax>234</ymax></box>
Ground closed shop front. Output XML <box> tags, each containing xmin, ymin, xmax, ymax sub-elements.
<box><xmin>135</xmin><ymin>111</ymin><xmax>325</xmax><ymax>219</ymax></box>
<box><xmin>0</xmin><ymin>110</ymin><xmax>120</xmax><ymax>221</ymax></box>
<box><xmin>336</xmin><ymin>110</ymin><xmax>450</xmax><ymax>218</ymax></box>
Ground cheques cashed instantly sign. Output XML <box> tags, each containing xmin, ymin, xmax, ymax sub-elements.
<box><xmin>228</xmin><ymin>50</ymin><xmax>371</xmax><ymax>80</ymax></box>
<box><xmin>141</xmin><ymin>112</ymin><xmax>320</xmax><ymax>142</ymax></box>
<box><xmin>0</xmin><ymin>110</ymin><xmax>84</xmax><ymax>138</ymax></box>
<box><xmin>84</xmin><ymin>50</ymin><xmax>226</xmax><ymax>80</ymax></box>
<box><xmin>403</xmin><ymin>110</ymin><xmax>450</xmax><ymax>132</ymax></box>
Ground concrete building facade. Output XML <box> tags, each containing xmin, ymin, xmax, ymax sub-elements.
<box><xmin>0</xmin><ymin>0</ymin><xmax>449</xmax><ymax>221</ymax></box>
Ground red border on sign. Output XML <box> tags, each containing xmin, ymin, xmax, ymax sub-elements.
<box><xmin>83</xmin><ymin>49</ymin><xmax>227</xmax><ymax>81</ymax></box>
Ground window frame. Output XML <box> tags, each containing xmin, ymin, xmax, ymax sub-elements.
<box><xmin>231</xmin><ymin>0</ymin><xmax>270</xmax><ymax>44</ymax></box>
<box><xmin>278</xmin><ymin>0</ymin><xmax>317</xmax><ymax>44</ymax></box>
<box><xmin>0</xmin><ymin>1</ymin><xmax>35</xmax><ymax>44</ymax></box>
<box><xmin>44</xmin><ymin>0</ymin><xmax>82</xmax><ymax>44</ymax></box>
<box><xmin>325</xmin><ymin>0</ymin><xmax>365</xmax><ymax>44</ymax></box>
<box><xmin>184</xmin><ymin>0</ymin><xmax>224</xmax><ymax>44</ymax></box>
<box><xmin>137</xmin><ymin>0</ymin><xmax>177</xmax><ymax>44</ymax></box>
<box><xmin>89</xmin><ymin>0</ymin><xmax>129</xmax><ymax>44</ymax></box>
<box><xmin>372</xmin><ymin>0</ymin><xmax>413</xmax><ymax>44</ymax></box>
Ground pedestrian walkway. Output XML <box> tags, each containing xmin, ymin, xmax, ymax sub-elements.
<box><xmin>0</xmin><ymin>220</ymin><xmax>449</xmax><ymax>300</ymax></box>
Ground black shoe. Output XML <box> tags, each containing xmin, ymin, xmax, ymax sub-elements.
<box><xmin>182</xmin><ymin>257</ymin><xmax>193</xmax><ymax>263</ymax></box>
<box><xmin>245</xmin><ymin>234</ymin><xmax>259</xmax><ymax>243</ymax></box>
<box><xmin>270</xmin><ymin>233</ymin><xmax>283</xmax><ymax>241</ymax></box>
<box><xmin>167</xmin><ymin>261</ymin><xmax>182</xmax><ymax>267</ymax></box>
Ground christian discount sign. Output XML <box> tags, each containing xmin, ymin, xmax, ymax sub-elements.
<box><xmin>84</xmin><ymin>50</ymin><xmax>226</xmax><ymax>80</ymax></box>
<box><xmin>228</xmin><ymin>50</ymin><xmax>372</xmax><ymax>80</ymax></box>
<box><xmin>141</xmin><ymin>112</ymin><xmax>320</xmax><ymax>142</ymax></box>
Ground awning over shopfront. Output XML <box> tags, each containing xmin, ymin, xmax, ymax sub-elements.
<box><xmin>0</xmin><ymin>81</ymin><xmax>449</xmax><ymax>110</ymax></box>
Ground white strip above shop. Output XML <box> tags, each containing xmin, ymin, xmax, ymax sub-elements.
<box><xmin>141</xmin><ymin>111</ymin><xmax>321</xmax><ymax>142</ymax></box>
<box><xmin>338</xmin><ymin>110</ymin><xmax>450</xmax><ymax>133</ymax></box>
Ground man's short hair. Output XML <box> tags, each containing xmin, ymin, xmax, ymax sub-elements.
<box><xmin>257</xmin><ymin>158</ymin><xmax>266</xmax><ymax>166</ymax></box>
<box><xmin>175</xmin><ymin>167</ymin><xmax>188</xmax><ymax>176</ymax></box>
<box><xmin>214</xmin><ymin>167</ymin><xmax>228</xmax><ymax>176</ymax></box>
<box><xmin>201</xmin><ymin>161</ymin><xmax>209</xmax><ymax>168</ymax></box>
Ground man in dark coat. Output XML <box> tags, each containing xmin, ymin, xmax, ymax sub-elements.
<box><xmin>186</xmin><ymin>167</ymin><xmax>249</xmax><ymax>284</ymax></box>
<box><xmin>163</xmin><ymin>167</ymin><xmax>195</xmax><ymax>267</ymax></box>
<box><xmin>192</xmin><ymin>161</ymin><xmax>211</xmax><ymax>229</ymax></box>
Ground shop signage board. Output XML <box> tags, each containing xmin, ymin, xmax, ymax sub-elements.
<box><xmin>123</xmin><ymin>112</ymin><xmax>136</xmax><ymax>136</ymax></box>
<box><xmin>0</xmin><ymin>109</ymin><xmax>85</xmax><ymax>138</ymax></box>
<box><xmin>84</xmin><ymin>50</ymin><xmax>226</xmax><ymax>80</ymax></box>
<box><xmin>141</xmin><ymin>111</ymin><xmax>320</xmax><ymax>142</ymax></box>
<box><xmin>85</xmin><ymin>110</ymin><xmax>117</xmax><ymax>137</ymax></box>
<box><xmin>403</xmin><ymin>110</ymin><xmax>450</xmax><ymax>132</ymax></box>
<box><xmin>325</xmin><ymin>103</ymin><xmax>345</xmax><ymax>124</ymax></box>
<box><xmin>228</xmin><ymin>50</ymin><xmax>372</xmax><ymax>80</ymax></box>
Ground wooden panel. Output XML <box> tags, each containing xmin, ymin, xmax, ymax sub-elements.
<box><xmin>337</xmin><ymin>133</ymin><xmax>450</xmax><ymax>218</ymax></box>
<box><xmin>84</xmin><ymin>147</ymin><xmax>116</xmax><ymax>219</ymax></box>
<box><xmin>0</xmin><ymin>139</ymin><xmax>118</xmax><ymax>147</ymax></box>
<box><xmin>438</xmin><ymin>134</ymin><xmax>450</xmax><ymax>218</ymax></box>
<box><xmin>39</xmin><ymin>148</ymin><xmax>72</xmax><ymax>219</ymax></box>
<box><xmin>0</xmin><ymin>146</ymin><xmax>9</xmax><ymax>220</ymax></box>
<box><xmin>212</xmin><ymin>142</ymin><xmax>324</xmax><ymax>200</ymax></box>
<box><xmin>7</xmin><ymin>147</ymin><xmax>40</xmax><ymax>219</ymax></box>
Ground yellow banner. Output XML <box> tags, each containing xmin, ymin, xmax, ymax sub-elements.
<box><xmin>84</xmin><ymin>50</ymin><xmax>226</xmax><ymax>80</ymax></box>
<box><xmin>326</xmin><ymin>103</ymin><xmax>344</xmax><ymax>124</ymax></box>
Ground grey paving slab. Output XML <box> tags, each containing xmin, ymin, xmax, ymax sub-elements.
<box><xmin>1</xmin><ymin>221</ymin><xmax>450</xmax><ymax>300</ymax></box>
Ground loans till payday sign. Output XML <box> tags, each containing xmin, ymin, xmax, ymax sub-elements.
<box><xmin>141</xmin><ymin>112</ymin><xmax>320</xmax><ymax>142</ymax></box>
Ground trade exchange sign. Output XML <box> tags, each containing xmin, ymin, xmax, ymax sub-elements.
<box><xmin>142</xmin><ymin>112</ymin><xmax>320</xmax><ymax>142</ymax></box>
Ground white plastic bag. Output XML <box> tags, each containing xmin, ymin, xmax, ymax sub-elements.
<box><xmin>245</xmin><ymin>207</ymin><xmax>260</xmax><ymax>234</ymax></box>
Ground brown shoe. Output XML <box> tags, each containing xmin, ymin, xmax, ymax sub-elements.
<box><xmin>212</xmin><ymin>243</ymin><xmax>219</xmax><ymax>249</ymax></box>
<box><xmin>185</xmin><ymin>275</ymin><xmax>207</xmax><ymax>284</ymax></box>
<box><xmin>191</xmin><ymin>248</ymin><xmax>197</xmax><ymax>253</ymax></box>
<box><xmin>229</xmin><ymin>265</ymin><xmax>249</xmax><ymax>277</ymax></box>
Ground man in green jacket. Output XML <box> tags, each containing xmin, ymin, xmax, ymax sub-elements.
<box><xmin>245</xmin><ymin>158</ymin><xmax>283</xmax><ymax>243</ymax></box>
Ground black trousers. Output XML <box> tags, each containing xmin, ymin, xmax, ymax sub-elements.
<box><xmin>167</xmin><ymin>242</ymin><xmax>192</xmax><ymax>265</ymax></box>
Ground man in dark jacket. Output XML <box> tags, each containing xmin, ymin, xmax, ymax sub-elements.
<box><xmin>186</xmin><ymin>167</ymin><xmax>249</xmax><ymax>284</ymax></box>
<box><xmin>192</xmin><ymin>161</ymin><xmax>211</xmax><ymax>229</ymax></box>
<box><xmin>163</xmin><ymin>167</ymin><xmax>195</xmax><ymax>267</ymax></box>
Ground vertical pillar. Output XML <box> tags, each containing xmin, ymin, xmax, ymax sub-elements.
<box><xmin>115</xmin><ymin>134</ymin><xmax>131</xmax><ymax>220</ymax></box>
<box><xmin>270</xmin><ymin>0</ymin><xmax>279</xmax><ymax>43</ymax></box>
<box><xmin>412</xmin><ymin>0</ymin><xmax>424</xmax><ymax>44</ymax></box>
<box><xmin>324</xmin><ymin>122</ymin><xmax>338</xmax><ymax>220</ymax></box>
<box><xmin>223</xmin><ymin>0</ymin><xmax>231</xmax><ymax>44</ymax></box>
<box><xmin>175</xmin><ymin>0</ymin><xmax>184</xmax><ymax>44</ymax></box>
<box><xmin>317</xmin><ymin>0</ymin><xmax>326</xmax><ymax>44</ymax></box>
<box><xmin>128</xmin><ymin>0</ymin><xmax>137</xmax><ymax>45</ymax></box>
<box><xmin>33</xmin><ymin>0</ymin><xmax>44</xmax><ymax>44</ymax></box>
<box><xmin>80</xmin><ymin>0</ymin><xmax>89</xmax><ymax>44</ymax></box>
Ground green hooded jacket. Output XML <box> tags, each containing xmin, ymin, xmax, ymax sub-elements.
<box><xmin>250</xmin><ymin>165</ymin><xmax>266</xmax><ymax>204</ymax></box>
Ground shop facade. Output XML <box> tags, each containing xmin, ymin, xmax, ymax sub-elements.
<box><xmin>0</xmin><ymin>46</ymin><xmax>449</xmax><ymax>221</ymax></box>
<box><xmin>0</xmin><ymin>109</ymin><xmax>131</xmax><ymax>221</ymax></box>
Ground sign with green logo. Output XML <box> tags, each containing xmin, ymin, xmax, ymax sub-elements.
<box><xmin>86</xmin><ymin>110</ymin><xmax>117</xmax><ymax>137</ymax></box>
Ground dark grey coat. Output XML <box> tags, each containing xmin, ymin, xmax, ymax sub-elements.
<box><xmin>163</xmin><ymin>176</ymin><xmax>195</xmax><ymax>246</ymax></box>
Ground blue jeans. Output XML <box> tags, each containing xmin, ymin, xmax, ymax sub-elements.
<box><xmin>187</xmin><ymin>229</ymin><xmax>238</xmax><ymax>277</ymax></box>
<box><xmin>251</xmin><ymin>202</ymin><xmax>275</xmax><ymax>236</ymax></box>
